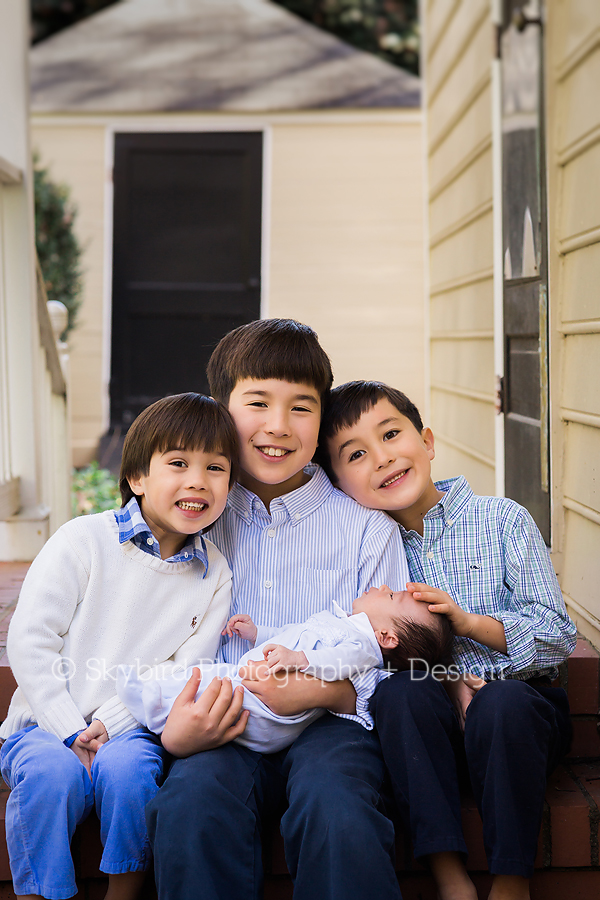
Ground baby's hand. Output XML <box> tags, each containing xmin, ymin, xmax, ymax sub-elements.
<box><xmin>78</xmin><ymin>719</ymin><xmax>109</xmax><ymax>753</ymax></box>
<box><xmin>262</xmin><ymin>644</ymin><xmax>309</xmax><ymax>674</ymax></box>
<box><xmin>407</xmin><ymin>582</ymin><xmax>473</xmax><ymax>637</ymax></box>
<box><xmin>222</xmin><ymin>614</ymin><xmax>257</xmax><ymax>645</ymax></box>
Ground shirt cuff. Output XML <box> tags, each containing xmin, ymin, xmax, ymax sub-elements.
<box><xmin>63</xmin><ymin>730</ymin><xmax>84</xmax><ymax>748</ymax></box>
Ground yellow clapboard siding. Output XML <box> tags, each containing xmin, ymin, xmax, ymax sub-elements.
<box><xmin>426</xmin><ymin>0</ymin><xmax>460</xmax><ymax>62</ymax></box>
<box><xmin>556</xmin><ymin>46</ymin><xmax>600</xmax><ymax>154</ymax></box>
<box><xmin>429</xmin><ymin>146</ymin><xmax>493</xmax><ymax>240</ymax></box>
<box><xmin>430</xmin><ymin>277</ymin><xmax>493</xmax><ymax>334</ymax></box>
<box><xmin>560</xmin><ymin>242</ymin><xmax>600</xmax><ymax>323</ymax></box>
<box><xmin>428</xmin><ymin>85</ymin><xmax>492</xmax><ymax>193</ymax></box>
<box><xmin>430</xmin><ymin>337</ymin><xmax>494</xmax><ymax>397</ymax></box>
<box><xmin>553</xmin><ymin>0</ymin><xmax>600</xmax><ymax>77</ymax></box>
<box><xmin>562</xmin><ymin>421</ymin><xmax>600</xmax><ymax>516</ymax></box>
<box><xmin>430</xmin><ymin>209</ymin><xmax>493</xmax><ymax>290</ymax></box>
<box><xmin>559</xmin><ymin>141</ymin><xmax>600</xmax><ymax>242</ymax></box>
<box><xmin>428</xmin><ymin>0</ymin><xmax>490</xmax><ymax>100</ymax></box>
<box><xmin>431</xmin><ymin>441</ymin><xmax>495</xmax><ymax>497</ymax></box>
<box><xmin>562</xmin><ymin>333</ymin><xmax>600</xmax><ymax>417</ymax></box>
<box><xmin>431</xmin><ymin>388</ymin><xmax>495</xmax><ymax>460</ymax></box>
<box><xmin>428</xmin><ymin>24</ymin><xmax>491</xmax><ymax>153</ymax></box>
<box><xmin>561</xmin><ymin>508</ymin><xmax>600</xmax><ymax>623</ymax></box>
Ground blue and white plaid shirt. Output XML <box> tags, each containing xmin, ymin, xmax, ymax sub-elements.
<box><xmin>399</xmin><ymin>476</ymin><xmax>577</xmax><ymax>681</ymax></box>
<box><xmin>114</xmin><ymin>497</ymin><xmax>209</xmax><ymax>575</ymax></box>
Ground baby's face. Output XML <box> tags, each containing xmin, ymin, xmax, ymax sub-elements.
<box><xmin>353</xmin><ymin>585</ymin><xmax>436</xmax><ymax>635</ymax></box>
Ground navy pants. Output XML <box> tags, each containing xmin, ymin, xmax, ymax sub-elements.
<box><xmin>370</xmin><ymin>672</ymin><xmax>572</xmax><ymax>878</ymax></box>
<box><xmin>146</xmin><ymin>713</ymin><xmax>401</xmax><ymax>900</ymax></box>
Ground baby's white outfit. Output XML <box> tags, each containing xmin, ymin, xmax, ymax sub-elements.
<box><xmin>117</xmin><ymin>601</ymin><xmax>384</xmax><ymax>753</ymax></box>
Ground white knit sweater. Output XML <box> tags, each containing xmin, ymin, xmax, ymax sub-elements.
<box><xmin>0</xmin><ymin>510</ymin><xmax>232</xmax><ymax>742</ymax></box>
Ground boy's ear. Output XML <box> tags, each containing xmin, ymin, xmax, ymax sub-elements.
<box><xmin>128</xmin><ymin>474</ymin><xmax>144</xmax><ymax>497</ymax></box>
<box><xmin>421</xmin><ymin>427</ymin><xmax>436</xmax><ymax>461</ymax></box>
<box><xmin>375</xmin><ymin>629</ymin><xmax>399</xmax><ymax>650</ymax></box>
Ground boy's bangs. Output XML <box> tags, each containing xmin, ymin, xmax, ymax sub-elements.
<box><xmin>207</xmin><ymin>318</ymin><xmax>333</xmax><ymax>403</ymax></box>
<box><xmin>321</xmin><ymin>381</ymin><xmax>424</xmax><ymax>439</ymax></box>
<box><xmin>119</xmin><ymin>393</ymin><xmax>239</xmax><ymax>506</ymax></box>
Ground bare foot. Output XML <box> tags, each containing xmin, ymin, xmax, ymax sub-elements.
<box><xmin>429</xmin><ymin>851</ymin><xmax>479</xmax><ymax>900</ymax></box>
<box><xmin>488</xmin><ymin>874</ymin><xmax>530</xmax><ymax>900</ymax></box>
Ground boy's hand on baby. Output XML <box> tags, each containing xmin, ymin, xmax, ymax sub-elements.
<box><xmin>262</xmin><ymin>644</ymin><xmax>309</xmax><ymax>674</ymax></box>
<box><xmin>222</xmin><ymin>614</ymin><xmax>257</xmax><ymax>645</ymax></box>
<box><xmin>408</xmin><ymin>582</ymin><xmax>473</xmax><ymax>637</ymax></box>
<box><xmin>160</xmin><ymin>667</ymin><xmax>249</xmax><ymax>758</ymax></box>
<box><xmin>78</xmin><ymin>719</ymin><xmax>109</xmax><ymax>753</ymax></box>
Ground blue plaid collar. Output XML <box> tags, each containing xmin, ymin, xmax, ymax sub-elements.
<box><xmin>114</xmin><ymin>497</ymin><xmax>209</xmax><ymax>574</ymax></box>
<box><xmin>398</xmin><ymin>476</ymin><xmax>472</xmax><ymax>538</ymax></box>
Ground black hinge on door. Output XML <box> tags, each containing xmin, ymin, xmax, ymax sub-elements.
<box><xmin>495</xmin><ymin>375</ymin><xmax>505</xmax><ymax>415</ymax></box>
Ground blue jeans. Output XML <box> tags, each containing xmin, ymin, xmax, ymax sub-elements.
<box><xmin>146</xmin><ymin>713</ymin><xmax>401</xmax><ymax>900</ymax></box>
<box><xmin>370</xmin><ymin>673</ymin><xmax>572</xmax><ymax>877</ymax></box>
<box><xmin>1</xmin><ymin>725</ymin><xmax>169</xmax><ymax>899</ymax></box>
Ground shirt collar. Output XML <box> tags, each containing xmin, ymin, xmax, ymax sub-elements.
<box><xmin>226</xmin><ymin>464</ymin><xmax>334</xmax><ymax>526</ymax></box>
<box><xmin>331</xmin><ymin>601</ymin><xmax>384</xmax><ymax>665</ymax></box>
<box><xmin>398</xmin><ymin>475</ymin><xmax>472</xmax><ymax>537</ymax></box>
<box><xmin>114</xmin><ymin>497</ymin><xmax>209</xmax><ymax>573</ymax></box>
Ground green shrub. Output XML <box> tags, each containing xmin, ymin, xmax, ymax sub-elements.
<box><xmin>34</xmin><ymin>157</ymin><xmax>83</xmax><ymax>340</ymax></box>
<box><xmin>72</xmin><ymin>462</ymin><xmax>120</xmax><ymax>517</ymax></box>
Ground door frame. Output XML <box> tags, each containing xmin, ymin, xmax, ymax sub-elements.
<box><xmin>100</xmin><ymin>117</ymin><xmax>273</xmax><ymax>433</ymax></box>
<box><xmin>491</xmin><ymin>0</ymin><xmax>552</xmax><ymax>544</ymax></box>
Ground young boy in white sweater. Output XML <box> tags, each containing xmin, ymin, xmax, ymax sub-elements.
<box><xmin>0</xmin><ymin>393</ymin><xmax>244</xmax><ymax>900</ymax></box>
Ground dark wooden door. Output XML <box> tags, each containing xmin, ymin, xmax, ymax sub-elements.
<box><xmin>500</xmin><ymin>1</ymin><xmax>550</xmax><ymax>543</ymax></box>
<box><xmin>110</xmin><ymin>132</ymin><xmax>262</xmax><ymax>428</ymax></box>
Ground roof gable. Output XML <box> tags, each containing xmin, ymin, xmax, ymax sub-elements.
<box><xmin>29</xmin><ymin>0</ymin><xmax>420</xmax><ymax>113</ymax></box>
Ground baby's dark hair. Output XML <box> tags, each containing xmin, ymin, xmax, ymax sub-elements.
<box><xmin>119</xmin><ymin>392</ymin><xmax>239</xmax><ymax>507</ymax></box>
<box><xmin>316</xmin><ymin>380</ymin><xmax>424</xmax><ymax>481</ymax></box>
<box><xmin>207</xmin><ymin>318</ymin><xmax>334</xmax><ymax>406</ymax></box>
<box><xmin>382</xmin><ymin>614</ymin><xmax>454</xmax><ymax>673</ymax></box>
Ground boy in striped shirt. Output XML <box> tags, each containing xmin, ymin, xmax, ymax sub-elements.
<box><xmin>319</xmin><ymin>380</ymin><xmax>576</xmax><ymax>900</ymax></box>
<box><xmin>147</xmin><ymin>320</ymin><xmax>409</xmax><ymax>900</ymax></box>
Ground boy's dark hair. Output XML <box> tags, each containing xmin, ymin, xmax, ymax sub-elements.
<box><xmin>119</xmin><ymin>393</ymin><xmax>239</xmax><ymax>507</ymax></box>
<box><xmin>206</xmin><ymin>318</ymin><xmax>334</xmax><ymax>405</ymax></box>
<box><xmin>382</xmin><ymin>614</ymin><xmax>454</xmax><ymax>673</ymax></box>
<box><xmin>316</xmin><ymin>380</ymin><xmax>424</xmax><ymax>481</ymax></box>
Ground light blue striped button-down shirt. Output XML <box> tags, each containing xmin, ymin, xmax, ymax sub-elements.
<box><xmin>400</xmin><ymin>476</ymin><xmax>577</xmax><ymax>681</ymax></box>
<box><xmin>210</xmin><ymin>465</ymin><xmax>409</xmax><ymax>667</ymax></box>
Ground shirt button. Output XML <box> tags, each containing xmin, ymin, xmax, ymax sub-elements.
<box><xmin>426</xmin><ymin>551</ymin><xmax>434</xmax><ymax>560</ymax></box>
<box><xmin>146</xmin><ymin>537</ymin><xmax>154</xmax><ymax>546</ymax></box>
<box><xmin>267</xmin><ymin>529</ymin><xmax>276</xmax><ymax>538</ymax></box>
<box><xmin>447</xmin><ymin>519</ymin><xmax>454</xmax><ymax>527</ymax></box>
<box><xmin>264</xmin><ymin>580</ymin><xmax>272</xmax><ymax>589</ymax></box>
<box><xmin>294</xmin><ymin>513</ymin><xmax>301</xmax><ymax>520</ymax></box>
<box><xmin>184</xmin><ymin>552</ymin><xmax>189</xmax><ymax>559</ymax></box>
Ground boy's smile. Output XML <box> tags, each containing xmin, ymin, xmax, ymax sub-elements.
<box><xmin>227</xmin><ymin>378</ymin><xmax>321</xmax><ymax>503</ymax></box>
<box><xmin>129</xmin><ymin>447</ymin><xmax>231</xmax><ymax>559</ymax></box>
<box><xmin>326</xmin><ymin>398</ymin><xmax>443</xmax><ymax>531</ymax></box>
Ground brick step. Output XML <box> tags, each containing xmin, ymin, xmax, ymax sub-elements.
<box><xmin>0</xmin><ymin>558</ymin><xmax>598</xmax><ymax>898</ymax></box>
<box><xmin>0</xmin><ymin>761</ymin><xmax>599</xmax><ymax>898</ymax></box>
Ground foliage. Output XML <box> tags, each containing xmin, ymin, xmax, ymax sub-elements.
<box><xmin>72</xmin><ymin>462</ymin><xmax>120</xmax><ymax>517</ymax></box>
<box><xmin>273</xmin><ymin>0</ymin><xmax>419</xmax><ymax>74</ymax></box>
<box><xmin>29</xmin><ymin>0</ymin><xmax>419</xmax><ymax>74</ymax></box>
<box><xmin>34</xmin><ymin>158</ymin><xmax>83</xmax><ymax>339</ymax></box>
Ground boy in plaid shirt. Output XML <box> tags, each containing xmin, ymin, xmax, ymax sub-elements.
<box><xmin>319</xmin><ymin>380</ymin><xmax>576</xmax><ymax>900</ymax></box>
